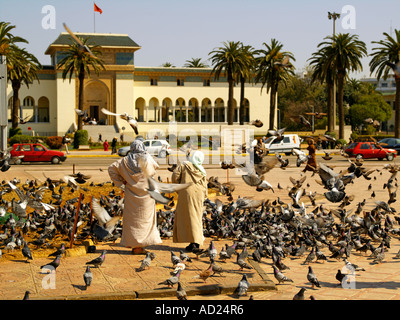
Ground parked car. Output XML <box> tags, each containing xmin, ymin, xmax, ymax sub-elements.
<box><xmin>118</xmin><ymin>139</ymin><xmax>172</xmax><ymax>158</ymax></box>
<box><xmin>344</xmin><ymin>141</ymin><xmax>397</xmax><ymax>161</ymax></box>
<box><xmin>10</xmin><ymin>143</ymin><xmax>67</xmax><ymax>164</ymax></box>
<box><xmin>264</xmin><ymin>134</ymin><xmax>302</xmax><ymax>155</ymax></box>
<box><xmin>378</xmin><ymin>138</ymin><xmax>400</xmax><ymax>154</ymax></box>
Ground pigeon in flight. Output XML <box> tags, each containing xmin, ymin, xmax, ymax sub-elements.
<box><xmin>101</xmin><ymin>108</ymin><xmax>139</xmax><ymax>134</ymax></box>
<box><xmin>63</xmin><ymin>23</ymin><xmax>97</xmax><ymax>58</ymax></box>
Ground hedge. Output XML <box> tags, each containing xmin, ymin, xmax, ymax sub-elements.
<box><xmin>74</xmin><ymin>130</ymin><xmax>88</xmax><ymax>149</ymax></box>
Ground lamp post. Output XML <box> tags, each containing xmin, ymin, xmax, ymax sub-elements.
<box><xmin>328</xmin><ymin>11</ymin><xmax>340</xmax><ymax>133</ymax></box>
<box><xmin>0</xmin><ymin>55</ymin><xmax>7</xmax><ymax>153</ymax></box>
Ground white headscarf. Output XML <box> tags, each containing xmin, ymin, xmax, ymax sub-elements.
<box><xmin>189</xmin><ymin>150</ymin><xmax>206</xmax><ymax>176</ymax></box>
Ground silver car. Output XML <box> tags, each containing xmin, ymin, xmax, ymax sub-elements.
<box><xmin>118</xmin><ymin>139</ymin><xmax>171</xmax><ymax>158</ymax></box>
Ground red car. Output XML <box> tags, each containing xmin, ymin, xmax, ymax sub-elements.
<box><xmin>10</xmin><ymin>143</ymin><xmax>67</xmax><ymax>164</ymax></box>
<box><xmin>345</xmin><ymin>142</ymin><xmax>397</xmax><ymax>161</ymax></box>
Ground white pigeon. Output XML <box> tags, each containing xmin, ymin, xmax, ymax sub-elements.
<box><xmin>101</xmin><ymin>108</ymin><xmax>139</xmax><ymax>134</ymax></box>
<box><xmin>91</xmin><ymin>198</ymin><xmax>121</xmax><ymax>234</ymax></box>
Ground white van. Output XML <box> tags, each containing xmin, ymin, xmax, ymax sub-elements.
<box><xmin>264</xmin><ymin>134</ymin><xmax>302</xmax><ymax>155</ymax></box>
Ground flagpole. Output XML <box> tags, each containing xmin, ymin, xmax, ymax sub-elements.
<box><xmin>93</xmin><ymin>2</ymin><xmax>96</xmax><ymax>33</ymax></box>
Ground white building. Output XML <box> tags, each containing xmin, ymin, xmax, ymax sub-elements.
<box><xmin>7</xmin><ymin>32</ymin><xmax>272</xmax><ymax>142</ymax></box>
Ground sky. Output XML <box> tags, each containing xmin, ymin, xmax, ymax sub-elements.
<box><xmin>1</xmin><ymin>0</ymin><xmax>399</xmax><ymax>79</ymax></box>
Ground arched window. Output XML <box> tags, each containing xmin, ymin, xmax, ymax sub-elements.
<box><xmin>23</xmin><ymin>96</ymin><xmax>35</xmax><ymax>122</ymax></box>
<box><xmin>38</xmin><ymin>97</ymin><xmax>50</xmax><ymax>123</ymax></box>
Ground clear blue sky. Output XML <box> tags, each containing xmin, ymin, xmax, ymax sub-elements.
<box><xmin>1</xmin><ymin>0</ymin><xmax>399</xmax><ymax>79</ymax></box>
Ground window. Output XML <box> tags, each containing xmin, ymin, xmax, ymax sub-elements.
<box><xmin>33</xmin><ymin>145</ymin><xmax>45</xmax><ymax>151</ymax></box>
<box><xmin>38</xmin><ymin>97</ymin><xmax>50</xmax><ymax>123</ymax></box>
<box><xmin>283</xmin><ymin>137</ymin><xmax>290</xmax><ymax>143</ymax></box>
<box><xmin>150</xmin><ymin>78</ymin><xmax>158</xmax><ymax>86</ymax></box>
<box><xmin>177</xmin><ymin>79</ymin><xmax>184</xmax><ymax>86</ymax></box>
<box><xmin>381</xmin><ymin>82</ymin><xmax>388</xmax><ymax>87</ymax></box>
<box><xmin>143</xmin><ymin>141</ymin><xmax>150</xmax><ymax>147</ymax></box>
<box><xmin>203</xmin><ymin>79</ymin><xmax>210</xmax><ymax>86</ymax></box>
<box><xmin>22</xmin><ymin>145</ymin><xmax>31</xmax><ymax>151</ymax></box>
<box><xmin>360</xmin><ymin>143</ymin><xmax>371</xmax><ymax>150</ymax></box>
<box><xmin>152</xmin><ymin>141</ymin><xmax>162</xmax><ymax>147</ymax></box>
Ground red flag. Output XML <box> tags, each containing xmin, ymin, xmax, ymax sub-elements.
<box><xmin>94</xmin><ymin>3</ymin><xmax>103</xmax><ymax>14</ymax></box>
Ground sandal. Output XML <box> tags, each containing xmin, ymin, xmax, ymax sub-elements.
<box><xmin>132</xmin><ymin>247</ymin><xmax>148</xmax><ymax>255</ymax></box>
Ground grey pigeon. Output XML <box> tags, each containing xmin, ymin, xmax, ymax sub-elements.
<box><xmin>83</xmin><ymin>266</ymin><xmax>93</xmax><ymax>288</ymax></box>
<box><xmin>293</xmin><ymin>287</ymin><xmax>306</xmax><ymax>300</ymax></box>
<box><xmin>176</xmin><ymin>282</ymin><xmax>187</xmax><ymax>300</ymax></box>
<box><xmin>48</xmin><ymin>243</ymin><xmax>65</xmax><ymax>257</ymax></box>
<box><xmin>137</xmin><ymin>252</ymin><xmax>155</xmax><ymax>272</ymax></box>
<box><xmin>22</xmin><ymin>241</ymin><xmax>33</xmax><ymax>263</ymax></box>
<box><xmin>171</xmin><ymin>251</ymin><xmax>181</xmax><ymax>266</ymax></box>
<box><xmin>307</xmin><ymin>266</ymin><xmax>320</xmax><ymax>288</ymax></box>
<box><xmin>233</xmin><ymin>274</ymin><xmax>250</xmax><ymax>297</ymax></box>
<box><xmin>272</xmin><ymin>265</ymin><xmax>293</xmax><ymax>284</ymax></box>
<box><xmin>86</xmin><ymin>250</ymin><xmax>106</xmax><ymax>268</ymax></box>
<box><xmin>158</xmin><ymin>271</ymin><xmax>181</xmax><ymax>288</ymax></box>
<box><xmin>22</xmin><ymin>290</ymin><xmax>30</xmax><ymax>300</ymax></box>
<box><xmin>40</xmin><ymin>255</ymin><xmax>61</xmax><ymax>273</ymax></box>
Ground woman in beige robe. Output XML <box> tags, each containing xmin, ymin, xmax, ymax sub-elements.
<box><xmin>172</xmin><ymin>150</ymin><xmax>207</xmax><ymax>251</ymax></box>
<box><xmin>108</xmin><ymin>139</ymin><xmax>162</xmax><ymax>254</ymax></box>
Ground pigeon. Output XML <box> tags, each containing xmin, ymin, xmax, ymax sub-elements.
<box><xmin>293</xmin><ymin>287</ymin><xmax>306</xmax><ymax>300</ymax></box>
<box><xmin>21</xmin><ymin>241</ymin><xmax>33</xmax><ymax>263</ymax></box>
<box><xmin>40</xmin><ymin>255</ymin><xmax>61</xmax><ymax>273</ymax></box>
<box><xmin>159</xmin><ymin>271</ymin><xmax>181</xmax><ymax>288</ymax></box>
<box><xmin>63</xmin><ymin>23</ymin><xmax>98</xmax><ymax>58</ymax></box>
<box><xmin>16</xmin><ymin>115</ymin><xmax>32</xmax><ymax>124</ymax></box>
<box><xmin>145</xmin><ymin>176</ymin><xmax>192</xmax><ymax>204</ymax></box>
<box><xmin>292</xmin><ymin>148</ymin><xmax>308</xmax><ymax>167</ymax></box>
<box><xmin>91</xmin><ymin>198</ymin><xmax>121</xmax><ymax>237</ymax></box>
<box><xmin>307</xmin><ymin>266</ymin><xmax>321</xmax><ymax>288</ymax></box>
<box><xmin>250</xmin><ymin>119</ymin><xmax>263</xmax><ymax>128</ymax></box>
<box><xmin>343</xmin><ymin>259</ymin><xmax>365</xmax><ymax>273</ymax></box>
<box><xmin>137</xmin><ymin>252</ymin><xmax>155</xmax><ymax>272</ymax></box>
<box><xmin>233</xmin><ymin>274</ymin><xmax>250</xmax><ymax>297</ymax></box>
<box><xmin>304</xmin><ymin>246</ymin><xmax>316</xmax><ymax>264</ymax></box>
<box><xmin>335</xmin><ymin>269</ymin><xmax>346</xmax><ymax>285</ymax></box>
<box><xmin>176</xmin><ymin>282</ymin><xmax>187</xmax><ymax>300</ymax></box>
<box><xmin>86</xmin><ymin>250</ymin><xmax>106</xmax><ymax>268</ymax></box>
<box><xmin>48</xmin><ymin>243</ymin><xmax>65</xmax><ymax>257</ymax></box>
<box><xmin>171</xmin><ymin>251</ymin><xmax>181</xmax><ymax>266</ymax></box>
<box><xmin>179</xmin><ymin>250</ymin><xmax>192</xmax><ymax>263</ymax></box>
<box><xmin>272</xmin><ymin>265</ymin><xmax>293</xmax><ymax>284</ymax></box>
<box><xmin>83</xmin><ymin>266</ymin><xmax>93</xmax><ymax>288</ymax></box>
<box><xmin>22</xmin><ymin>291</ymin><xmax>30</xmax><ymax>300</ymax></box>
<box><xmin>101</xmin><ymin>108</ymin><xmax>139</xmax><ymax>134</ymax></box>
<box><xmin>193</xmin><ymin>264</ymin><xmax>213</xmax><ymax>283</ymax></box>
<box><xmin>69</xmin><ymin>172</ymin><xmax>91</xmax><ymax>184</ymax></box>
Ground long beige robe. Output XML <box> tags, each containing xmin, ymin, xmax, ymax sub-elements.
<box><xmin>172</xmin><ymin>161</ymin><xmax>207</xmax><ymax>245</ymax></box>
<box><xmin>108</xmin><ymin>157</ymin><xmax>162</xmax><ymax>248</ymax></box>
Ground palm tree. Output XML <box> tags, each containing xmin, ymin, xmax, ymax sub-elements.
<box><xmin>316</xmin><ymin>33</ymin><xmax>367</xmax><ymax>139</ymax></box>
<box><xmin>183</xmin><ymin>58</ymin><xmax>208</xmax><ymax>68</ymax></box>
<box><xmin>308</xmin><ymin>47</ymin><xmax>335</xmax><ymax>133</ymax></box>
<box><xmin>0</xmin><ymin>21</ymin><xmax>28</xmax><ymax>56</ymax></box>
<box><xmin>7</xmin><ymin>46</ymin><xmax>41</xmax><ymax>129</ymax></box>
<box><xmin>237</xmin><ymin>44</ymin><xmax>256</xmax><ymax>125</ymax></box>
<box><xmin>161</xmin><ymin>62</ymin><xmax>175</xmax><ymax>67</ymax></box>
<box><xmin>57</xmin><ymin>37</ymin><xmax>105</xmax><ymax>130</ymax></box>
<box><xmin>209</xmin><ymin>41</ymin><xmax>250</xmax><ymax>125</ymax></box>
<box><xmin>370</xmin><ymin>29</ymin><xmax>400</xmax><ymax>137</ymax></box>
<box><xmin>255</xmin><ymin>39</ymin><xmax>295</xmax><ymax>131</ymax></box>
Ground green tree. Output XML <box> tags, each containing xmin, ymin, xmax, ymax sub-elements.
<box><xmin>57</xmin><ymin>37</ymin><xmax>105</xmax><ymax>130</ymax></box>
<box><xmin>255</xmin><ymin>39</ymin><xmax>295</xmax><ymax>131</ymax></box>
<box><xmin>161</xmin><ymin>62</ymin><xmax>175</xmax><ymax>67</ymax></box>
<box><xmin>183</xmin><ymin>58</ymin><xmax>208</xmax><ymax>68</ymax></box>
<box><xmin>209</xmin><ymin>41</ymin><xmax>251</xmax><ymax>125</ymax></box>
<box><xmin>7</xmin><ymin>46</ymin><xmax>42</xmax><ymax>129</ymax></box>
<box><xmin>349</xmin><ymin>93</ymin><xmax>392</xmax><ymax>131</ymax></box>
<box><xmin>237</xmin><ymin>44</ymin><xmax>256</xmax><ymax>125</ymax></box>
<box><xmin>316</xmin><ymin>33</ymin><xmax>367</xmax><ymax>139</ymax></box>
<box><xmin>370</xmin><ymin>29</ymin><xmax>400</xmax><ymax>137</ymax></box>
<box><xmin>0</xmin><ymin>21</ymin><xmax>28</xmax><ymax>56</ymax></box>
<box><xmin>308</xmin><ymin>47</ymin><xmax>336</xmax><ymax>132</ymax></box>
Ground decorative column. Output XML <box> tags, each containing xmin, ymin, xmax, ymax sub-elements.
<box><xmin>224</xmin><ymin>106</ymin><xmax>228</xmax><ymax>123</ymax></box>
<box><xmin>172</xmin><ymin>106</ymin><xmax>176</xmax><ymax>122</ymax></box>
<box><xmin>236</xmin><ymin>107</ymin><xmax>240</xmax><ymax>124</ymax></box>
<box><xmin>146</xmin><ymin>105</ymin><xmax>149</xmax><ymax>123</ymax></box>
<box><xmin>198</xmin><ymin>106</ymin><xmax>202</xmax><ymax>123</ymax></box>
<box><xmin>185</xmin><ymin>107</ymin><xmax>189</xmax><ymax>123</ymax></box>
<box><xmin>159</xmin><ymin>107</ymin><xmax>162</xmax><ymax>123</ymax></box>
<box><xmin>211</xmin><ymin>105</ymin><xmax>214</xmax><ymax>123</ymax></box>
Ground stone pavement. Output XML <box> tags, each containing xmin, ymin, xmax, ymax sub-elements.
<box><xmin>2</xmin><ymin>149</ymin><xmax>400</xmax><ymax>301</ymax></box>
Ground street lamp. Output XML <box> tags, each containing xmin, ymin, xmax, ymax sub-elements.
<box><xmin>328</xmin><ymin>11</ymin><xmax>340</xmax><ymax>133</ymax></box>
<box><xmin>0</xmin><ymin>55</ymin><xmax>7</xmax><ymax>153</ymax></box>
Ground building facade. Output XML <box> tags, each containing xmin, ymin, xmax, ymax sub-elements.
<box><xmin>7</xmin><ymin>32</ymin><xmax>272</xmax><ymax>141</ymax></box>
